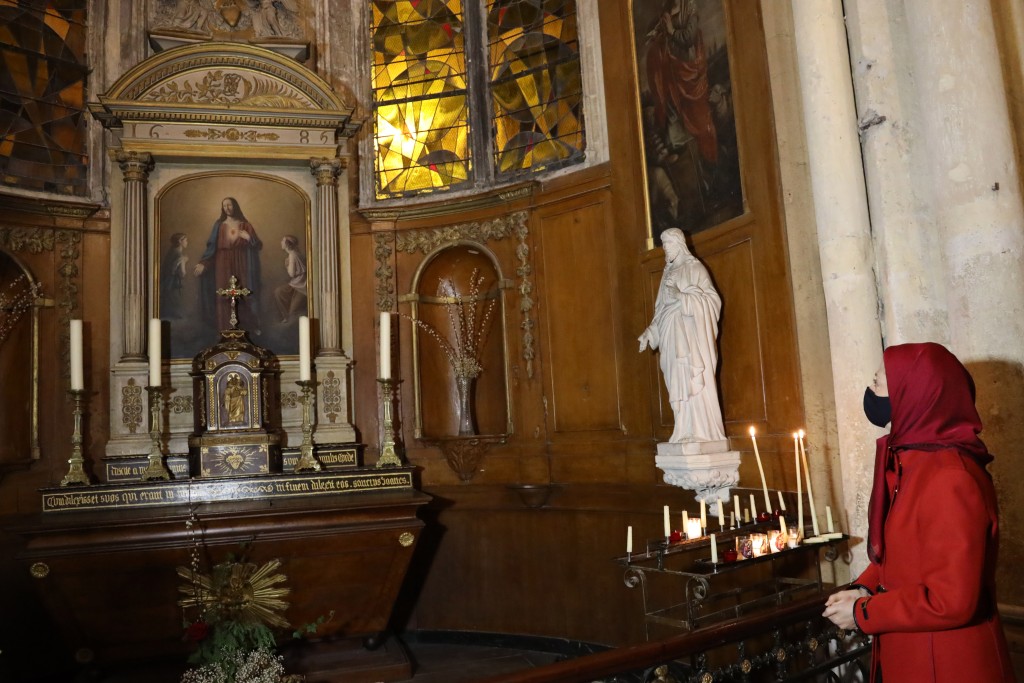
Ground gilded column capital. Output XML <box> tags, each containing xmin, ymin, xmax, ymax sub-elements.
<box><xmin>115</xmin><ymin>151</ymin><xmax>154</xmax><ymax>181</ymax></box>
<box><xmin>309</xmin><ymin>157</ymin><xmax>344</xmax><ymax>186</ymax></box>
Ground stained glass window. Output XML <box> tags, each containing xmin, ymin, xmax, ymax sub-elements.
<box><xmin>0</xmin><ymin>0</ymin><xmax>90</xmax><ymax>195</ymax></box>
<box><xmin>487</xmin><ymin>0</ymin><xmax>583</xmax><ymax>176</ymax></box>
<box><xmin>371</xmin><ymin>0</ymin><xmax>585</xmax><ymax>199</ymax></box>
<box><xmin>371</xmin><ymin>0</ymin><xmax>471</xmax><ymax>198</ymax></box>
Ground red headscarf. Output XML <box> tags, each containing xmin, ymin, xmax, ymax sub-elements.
<box><xmin>866</xmin><ymin>343</ymin><xmax>992</xmax><ymax>563</ymax></box>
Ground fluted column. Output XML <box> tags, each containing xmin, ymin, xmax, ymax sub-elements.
<box><xmin>310</xmin><ymin>157</ymin><xmax>345</xmax><ymax>356</ymax></box>
<box><xmin>115</xmin><ymin>151</ymin><xmax>154</xmax><ymax>360</ymax></box>
<box><xmin>790</xmin><ymin>1</ymin><xmax>883</xmax><ymax>575</ymax></box>
<box><xmin>308</xmin><ymin>156</ymin><xmax>356</xmax><ymax>446</ymax></box>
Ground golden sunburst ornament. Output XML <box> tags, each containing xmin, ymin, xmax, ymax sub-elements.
<box><xmin>177</xmin><ymin>558</ymin><xmax>291</xmax><ymax>629</ymax></box>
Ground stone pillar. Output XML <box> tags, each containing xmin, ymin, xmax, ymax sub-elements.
<box><xmin>106</xmin><ymin>151</ymin><xmax>155</xmax><ymax>460</ymax></box>
<box><xmin>115</xmin><ymin>150</ymin><xmax>153</xmax><ymax>360</ymax></box>
<box><xmin>790</xmin><ymin>1</ymin><xmax>884</xmax><ymax>574</ymax></box>
<box><xmin>309</xmin><ymin>157</ymin><xmax>355</xmax><ymax>446</ymax></box>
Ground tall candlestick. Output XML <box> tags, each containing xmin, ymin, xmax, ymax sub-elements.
<box><xmin>700</xmin><ymin>499</ymin><xmax>707</xmax><ymax>529</ymax></box>
<box><xmin>663</xmin><ymin>505</ymin><xmax>670</xmax><ymax>537</ymax></box>
<box><xmin>69</xmin><ymin>319</ymin><xmax>84</xmax><ymax>391</ymax></box>
<box><xmin>709</xmin><ymin>533</ymin><xmax>718</xmax><ymax>564</ymax></box>
<box><xmin>749</xmin><ymin>493</ymin><xmax>757</xmax><ymax>520</ymax></box>
<box><xmin>794</xmin><ymin>433</ymin><xmax>803</xmax><ymax>539</ymax></box>
<box><xmin>626</xmin><ymin>526</ymin><xmax>633</xmax><ymax>554</ymax></box>
<box><xmin>799</xmin><ymin>430</ymin><xmax>821</xmax><ymax>536</ymax></box>
<box><xmin>716</xmin><ymin>500</ymin><xmax>725</xmax><ymax>527</ymax></box>
<box><xmin>379</xmin><ymin>311</ymin><xmax>391</xmax><ymax>379</ymax></box>
<box><xmin>298</xmin><ymin>315</ymin><xmax>311</xmax><ymax>381</ymax></box>
<box><xmin>749</xmin><ymin>427</ymin><xmax>772</xmax><ymax>511</ymax></box>
<box><xmin>148</xmin><ymin>319</ymin><xmax>161</xmax><ymax>387</ymax></box>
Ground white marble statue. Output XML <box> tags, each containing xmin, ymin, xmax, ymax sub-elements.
<box><xmin>638</xmin><ymin>228</ymin><xmax>726</xmax><ymax>443</ymax></box>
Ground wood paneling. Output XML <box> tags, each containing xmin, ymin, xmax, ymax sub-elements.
<box><xmin>537</xmin><ymin>198</ymin><xmax>621</xmax><ymax>435</ymax></box>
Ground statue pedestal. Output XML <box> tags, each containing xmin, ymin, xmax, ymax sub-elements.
<box><xmin>656</xmin><ymin>441</ymin><xmax>741</xmax><ymax>503</ymax></box>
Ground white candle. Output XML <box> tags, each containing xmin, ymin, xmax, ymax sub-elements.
<box><xmin>733</xmin><ymin>494</ymin><xmax>741</xmax><ymax>521</ymax></box>
<box><xmin>749</xmin><ymin>493</ymin><xmax>757</xmax><ymax>520</ymax></box>
<box><xmin>716</xmin><ymin>500</ymin><xmax>725</xmax><ymax>527</ymax></box>
<box><xmin>69</xmin><ymin>320</ymin><xmax>84</xmax><ymax>391</ymax></box>
<box><xmin>744</xmin><ymin>508</ymin><xmax>750</xmax><ymax>523</ymax></box>
<box><xmin>379</xmin><ymin>311</ymin><xmax>391</xmax><ymax>379</ymax></box>
<box><xmin>826</xmin><ymin>505</ymin><xmax>835</xmax><ymax>534</ymax></box>
<box><xmin>700</xmin><ymin>499</ymin><xmax>707</xmax><ymax>529</ymax></box>
<box><xmin>709</xmin><ymin>534</ymin><xmax>718</xmax><ymax>564</ymax></box>
<box><xmin>749</xmin><ymin>427</ymin><xmax>772</xmax><ymax>511</ymax></box>
<box><xmin>298</xmin><ymin>315</ymin><xmax>311</xmax><ymax>381</ymax></box>
<box><xmin>626</xmin><ymin>526</ymin><xmax>633</xmax><ymax>554</ymax></box>
<box><xmin>777</xmin><ymin>490</ymin><xmax>787</xmax><ymax>511</ymax></box>
<box><xmin>779</xmin><ymin>515</ymin><xmax>787</xmax><ymax>534</ymax></box>
<box><xmin>663</xmin><ymin>505</ymin><xmax>670</xmax><ymax>537</ymax></box>
<box><xmin>799</xmin><ymin>431</ymin><xmax>821</xmax><ymax>536</ymax></box>
<box><xmin>730</xmin><ymin>511</ymin><xmax>735</xmax><ymax>529</ymax></box>
<box><xmin>794</xmin><ymin>433</ymin><xmax>803</xmax><ymax>539</ymax></box>
<box><xmin>148</xmin><ymin>318</ymin><xmax>161</xmax><ymax>387</ymax></box>
<box><xmin>686</xmin><ymin>518</ymin><xmax>702</xmax><ymax>540</ymax></box>
<box><xmin>682</xmin><ymin>510</ymin><xmax>688</xmax><ymax>531</ymax></box>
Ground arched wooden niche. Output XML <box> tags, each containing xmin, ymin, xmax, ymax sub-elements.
<box><xmin>405</xmin><ymin>243</ymin><xmax>511</xmax><ymax>444</ymax></box>
<box><xmin>0</xmin><ymin>251</ymin><xmax>41</xmax><ymax>471</ymax></box>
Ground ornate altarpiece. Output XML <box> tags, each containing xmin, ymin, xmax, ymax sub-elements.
<box><xmin>89</xmin><ymin>42</ymin><xmax>359</xmax><ymax>476</ymax></box>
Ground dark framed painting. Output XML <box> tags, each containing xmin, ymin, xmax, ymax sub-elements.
<box><xmin>155</xmin><ymin>172</ymin><xmax>312</xmax><ymax>360</ymax></box>
<box><xmin>631</xmin><ymin>0</ymin><xmax>744</xmax><ymax>242</ymax></box>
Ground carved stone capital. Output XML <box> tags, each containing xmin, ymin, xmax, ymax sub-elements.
<box><xmin>310</xmin><ymin>157</ymin><xmax>343</xmax><ymax>186</ymax></box>
<box><xmin>115</xmin><ymin>151</ymin><xmax>154</xmax><ymax>181</ymax></box>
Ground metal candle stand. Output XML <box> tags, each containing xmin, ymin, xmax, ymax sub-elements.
<box><xmin>293</xmin><ymin>380</ymin><xmax>321</xmax><ymax>472</ymax></box>
<box><xmin>376</xmin><ymin>378</ymin><xmax>403</xmax><ymax>468</ymax></box>
<box><xmin>142</xmin><ymin>386</ymin><xmax>171</xmax><ymax>481</ymax></box>
<box><xmin>59</xmin><ymin>389</ymin><xmax>91</xmax><ymax>487</ymax></box>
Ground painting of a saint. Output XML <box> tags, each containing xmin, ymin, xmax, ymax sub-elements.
<box><xmin>155</xmin><ymin>173</ymin><xmax>311</xmax><ymax>360</ymax></box>
<box><xmin>633</xmin><ymin>0</ymin><xmax>743</xmax><ymax>240</ymax></box>
<box><xmin>194</xmin><ymin>197</ymin><xmax>263</xmax><ymax>332</ymax></box>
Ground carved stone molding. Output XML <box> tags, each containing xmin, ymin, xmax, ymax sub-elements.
<box><xmin>122</xmin><ymin>378</ymin><xmax>144</xmax><ymax>435</ymax></box>
<box><xmin>655</xmin><ymin>447</ymin><xmax>742</xmax><ymax>504</ymax></box>
<box><xmin>114</xmin><ymin>150</ymin><xmax>154</xmax><ymax>181</ymax></box>
<box><xmin>321</xmin><ymin>370</ymin><xmax>342</xmax><ymax>423</ymax></box>
<box><xmin>376</xmin><ymin>211</ymin><xmax>537</xmax><ymax>378</ymax></box>
<box><xmin>169</xmin><ymin>395</ymin><xmax>193</xmax><ymax>414</ymax></box>
<box><xmin>310</xmin><ymin>157</ymin><xmax>345</xmax><ymax>185</ymax></box>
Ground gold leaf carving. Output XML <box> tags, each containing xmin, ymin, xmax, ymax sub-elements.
<box><xmin>141</xmin><ymin>70</ymin><xmax>313</xmax><ymax>108</ymax></box>
<box><xmin>184</xmin><ymin>127</ymin><xmax>281</xmax><ymax>142</ymax></box>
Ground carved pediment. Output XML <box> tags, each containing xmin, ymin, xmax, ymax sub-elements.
<box><xmin>89</xmin><ymin>42</ymin><xmax>358</xmax><ymax>139</ymax></box>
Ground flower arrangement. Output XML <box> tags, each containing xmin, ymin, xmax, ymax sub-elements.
<box><xmin>177</xmin><ymin>523</ymin><xmax>331</xmax><ymax>683</ymax></box>
<box><xmin>0</xmin><ymin>274</ymin><xmax>41</xmax><ymax>347</ymax></box>
<box><xmin>407</xmin><ymin>268</ymin><xmax>498</xmax><ymax>381</ymax></box>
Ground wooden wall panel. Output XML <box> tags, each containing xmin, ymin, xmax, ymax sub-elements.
<box><xmin>538</xmin><ymin>199</ymin><xmax>621</xmax><ymax>435</ymax></box>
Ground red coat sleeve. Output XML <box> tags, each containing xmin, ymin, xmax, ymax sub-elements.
<box><xmin>852</xmin><ymin>561</ymin><xmax>880</xmax><ymax>593</ymax></box>
<box><xmin>854</xmin><ymin>466</ymin><xmax>990</xmax><ymax>634</ymax></box>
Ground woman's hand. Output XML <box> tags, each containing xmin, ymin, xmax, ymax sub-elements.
<box><xmin>823</xmin><ymin>589</ymin><xmax>864</xmax><ymax>630</ymax></box>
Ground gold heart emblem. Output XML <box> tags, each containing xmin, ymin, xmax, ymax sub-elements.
<box><xmin>225</xmin><ymin>451</ymin><xmax>245</xmax><ymax>470</ymax></box>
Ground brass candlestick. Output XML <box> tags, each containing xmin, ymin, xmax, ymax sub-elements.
<box><xmin>376</xmin><ymin>378</ymin><xmax>402</xmax><ymax>468</ymax></box>
<box><xmin>293</xmin><ymin>380</ymin><xmax>321</xmax><ymax>472</ymax></box>
<box><xmin>60</xmin><ymin>389</ymin><xmax>91</xmax><ymax>487</ymax></box>
<box><xmin>142</xmin><ymin>386</ymin><xmax>171</xmax><ymax>481</ymax></box>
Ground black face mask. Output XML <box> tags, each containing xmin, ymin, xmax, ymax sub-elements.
<box><xmin>863</xmin><ymin>387</ymin><xmax>892</xmax><ymax>427</ymax></box>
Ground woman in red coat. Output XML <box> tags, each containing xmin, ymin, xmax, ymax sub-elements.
<box><xmin>823</xmin><ymin>343</ymin><xmax>1014</xmax><ymax>682</ymax></box>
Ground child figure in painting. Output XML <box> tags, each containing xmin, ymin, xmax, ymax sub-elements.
<box><xmin>274</xmin><ymin>235</ymin><xmax>307</xmax><ymax>324</ymax></box>
<box><xmin>160</xmin><ymin>233</ymin><xmax>189</xmax><ymax>319</ymax></box>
